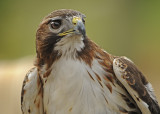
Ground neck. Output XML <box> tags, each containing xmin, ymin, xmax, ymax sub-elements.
<box><xmin>54</xmin><ymin>35</ymin><xmax>85</xmax><ymax>58</ymax></box>
<box><xmin>35</xmin><ymin>36</ymin><xmax>113</xmax><ymax>71</ymax></box>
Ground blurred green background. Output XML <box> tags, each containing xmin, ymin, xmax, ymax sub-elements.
<box><xmin>0</xmin><ymin>0</ymin><xmax>160</xmax><ymax>114</ymax></box>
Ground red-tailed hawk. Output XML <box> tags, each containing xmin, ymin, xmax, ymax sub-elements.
<box><xmin>21</xmin><ymin>9</ymin><xmax>160</xmax><ymax>114</ymax></box>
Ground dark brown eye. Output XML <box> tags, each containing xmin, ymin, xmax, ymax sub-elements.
<box><xmin>50</xmin><ymin>20</ymin><xmax>61</xmax><ymax>29</ymax></box>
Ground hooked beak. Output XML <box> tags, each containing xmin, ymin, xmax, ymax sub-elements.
<box><xmin>58</xmin><ymin>16</ymin><xmax>86</xmax><ymax>38</ymax></box>
<box><xmin>72</xmin><ymin>16</ymin><xmax>86</xmax><ymax>38</ymax></box>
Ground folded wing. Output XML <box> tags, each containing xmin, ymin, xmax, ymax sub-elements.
<box><xmin>21</xmin><ymin>67</ymin><xmax>43</xmax><ymax>114</ymax></box>
<box><xmin>113</xmin><ymin>57</ymin><xmax>160</xmax><ymax>114</ymax></box>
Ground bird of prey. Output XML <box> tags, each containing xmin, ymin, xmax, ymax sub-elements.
<box><xmin>21</xmin><ymin>9</ymin><xmax>160</xmax><ymax>114</ymax></box>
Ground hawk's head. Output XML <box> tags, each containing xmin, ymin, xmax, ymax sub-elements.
<box><xmin>36</xmin><ymin>9</ymin><xmax>87</xmax><ymax>60</ymax></box>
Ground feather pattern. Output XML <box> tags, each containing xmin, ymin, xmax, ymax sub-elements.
<box><xmin>113</xmin><ymin>57</ymin><xmax>160</xmax><ymax>114</ymax></box>
<box><xmin>21</xmin><ymin>68</ymin><xmax>44</xmax><ymax>114</ymax></box>
<box><xmin>37</xmin><ymin>36</ymin><xmax>142</xmax><ymax>114</ymax></box>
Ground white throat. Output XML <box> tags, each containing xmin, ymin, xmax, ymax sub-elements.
<box><xmin>54</xmin><ymin>35</ymin><xmax>85</xmax><ymax>57</ymax></box>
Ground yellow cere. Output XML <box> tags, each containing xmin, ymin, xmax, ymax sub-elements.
<box><xmin>72</xmin><ymin>16</ymin><xmax>81</xmax><ymax>25</ymax></box>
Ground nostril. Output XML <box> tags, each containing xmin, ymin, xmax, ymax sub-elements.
<box><xmin>73</xmin><ymin>22</ymin><xmax>76</xmax><ymax>25</ymax></box>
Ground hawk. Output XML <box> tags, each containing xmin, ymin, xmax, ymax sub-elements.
<box><xmin>21</xmin><ymin>9</ymin><xmax>160</xmax><ymax>114</ymax></box>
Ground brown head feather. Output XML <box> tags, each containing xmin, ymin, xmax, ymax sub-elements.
<box><xmin>35</xmin><ymin>9</ymin><xmax>85</xmax><ymax>69</ymax></box>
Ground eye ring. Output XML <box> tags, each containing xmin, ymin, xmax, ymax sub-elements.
<box><xmin>50</xmin><ymin>20</ymin><xmax>62</xmax><ymax>29</ymax></box>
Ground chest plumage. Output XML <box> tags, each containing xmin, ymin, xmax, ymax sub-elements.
<box><xmin>40</xmin><ymin>54</ymin><xmax>138</xmax><ymax>114</ymax></box>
